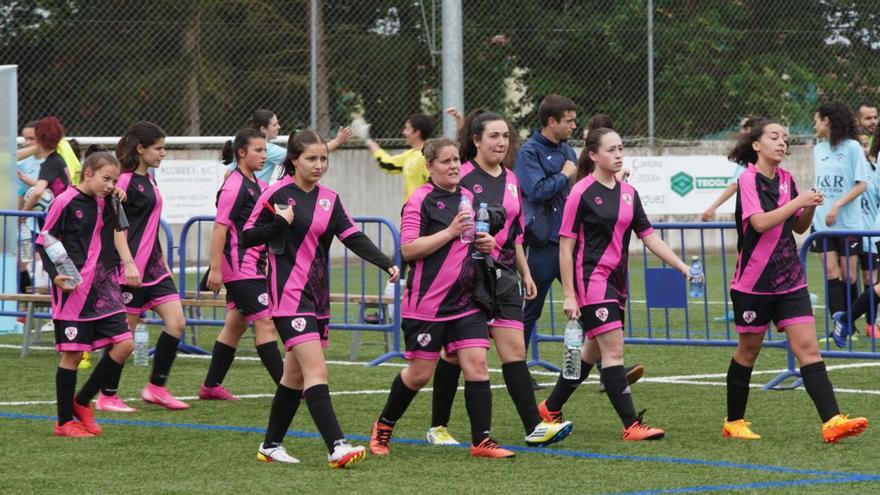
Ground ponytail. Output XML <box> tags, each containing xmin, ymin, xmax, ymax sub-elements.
<box><xmin>220</xmin><ymin>128</ymin><xmax>265</xmax><ymax>165</ymax></box>
<box><xmin>727</xmin><ymin>118</ymin><xmax>782</xmax><ymax>166</ymax></box>
<box><xmin>576</xmin><ymin>127</ymin><xmax>615</xmax><ymax>180</ymax></box>
<box><xmin>280</xmin><ymin>129</ymin><xmax>325</xmax><ymax>178</ymax></box>
<box><xmin>116</xmin><ymin>121</ymin><xmax>165</xmax><ymax>173</ymax></box>
<box><xmin>245</xmin><ymin>109</ymin><xmax>275</xmax><ymax>131</ymax></box>
<box><xmin>458</xmin><ymin>110</ymin><xmax>504</xmax><ymax>163</ymax></box>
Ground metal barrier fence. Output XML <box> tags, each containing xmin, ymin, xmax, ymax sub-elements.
<box><xmin>528</xmin><ymin>222</ymin><xmax>797</xmax><ymax>389</ymax></box>
<box><xmin>176</xmin><ymin>215</ymin><xmax>403</xmax><ymax>366</ymax></box>
<box><xmin>762</xmin><ymin>230</ymin><xmax>880</xmax><ymax>390</ymax></box>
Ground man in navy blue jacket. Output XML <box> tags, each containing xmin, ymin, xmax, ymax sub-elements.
<box><xmin>515</xmin><ymin>95</ymin><xmax>579</xmax><ymax>366</ymax></box>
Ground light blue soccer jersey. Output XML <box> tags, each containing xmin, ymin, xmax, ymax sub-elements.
<box><xmin>16</xmin><ymin>155</ymin><xmax>44</xmax><ymax>196</ymax></box>
<box><xmin>812</xmin><ymin>139</ymin><xmax>869</xmax><ymax>232</ymax></box>
<box><xmin>862</xmin><ymin>164</ymin><xmax>880</xmax><ymax>251</ymax></box>
<box><xmin>728</xmin><ymin>164</ymin><xmax>746</xmax><ymax>185</ymax></box>
<box><xmin>226</xmin><ymin>141</ymin><xmax>286</xmax><ymax>184</ymax></box>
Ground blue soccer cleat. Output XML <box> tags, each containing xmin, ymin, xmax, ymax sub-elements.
<box><xmin>830</xmin><ymin>311</ymin><xmax>852</xmax><ymax>348</ymax></box>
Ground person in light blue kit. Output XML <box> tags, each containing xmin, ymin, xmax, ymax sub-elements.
<box><xmin>810</xmin><ymin>102</ymin><xmax>869</xmax><ymax>328</ymax></box>
<box><xmin>857</xmin><ymin>151</ymin><xmax>880</xmax><ymax>337</ymax></box>
<box><xmin>226</xmin><ymin>109</ymin><xmax>353</xmax><ymax>184</ymax></box>
<box><xmin>17</xmin><ymin>121</ymin><xmax>44</xmax><ymax>207</ymax></box>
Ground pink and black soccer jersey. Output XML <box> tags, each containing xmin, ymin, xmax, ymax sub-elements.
<box><xmin>36</xmin><ymin>188</ymin><xmax>125</xmax><ymax>321</ymax></box>
<box><xmin>215</xmin><ymin>168</ymin><xmax>267</xmax><ymax>282</ymax></box>
<box><xmin>243</xmin><ymin>175</ymin><xmax>393</xmax><ymax>319</ymax></box>
<box><xmin>37</xmin><ymin>152</ymin><xmax>71</xmax><ymax>197</ymax></box>
<box><xmin>400</xmin><ymin>182</ymin><xmax>481</xmax><ymax>321</ymax></box>
<box><xmin>730</xmin><ymin>164</ymin><xmax>806</xmax><ymax>294</ymax></box>
<box><xmin>117</xmin><ymin>172</ymin><xmax>171</xmax><ymax>286</ymax></box>
<box><xmin>459</xmin><ymin>161</ymin><xmax>524</xmax><ymax>267</ymax></box>
<box><xmin>559</xmin><ymin>177</ymin><xmax>653</xmax><ymax>309</ymax></box>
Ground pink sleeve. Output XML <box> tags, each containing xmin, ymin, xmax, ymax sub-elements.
<box><xmin>400</xmin><ymin>196</ymin><xmax>425</xmax><ymax>244</ymax></box>
<box><xmin>214</xmin><ymin>184</ymin><xmax>237</xmax><ymax>227</ymax></box>
<box><xmin>737</xmin><ymin>173</ymin><xmax>763</xmax><ymax>222</ymax></box>
<box><xmin>559</xmin><ymin>186</ymin><xmax>585</xmax><ymax>239</ymax></box>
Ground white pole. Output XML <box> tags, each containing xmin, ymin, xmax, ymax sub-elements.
<box><xmin>310</xmin><ymin>0</ymin><xmax>318</xmax><ymax>129</ymax></box>
<box><xmin>647</xmin><ymin>0</ymin><xmax>655</xmax><ymax>148</ymax></box>
<box><xmin>441</xmin><ymin>0</ymin><xmax>464</xmax><ymax>138</ymax></box>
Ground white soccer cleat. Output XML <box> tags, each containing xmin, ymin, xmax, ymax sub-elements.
<box><xmin>426</xmin><ymin>425</ymin><xmax>460</xmax><ymax>445</ymax></box>
<box><xmin>525</xmin><ymin>420</ymin><xmax>574</xmax><ymax>447</ymax></box>
<box><xmin>327</xmin><ymin>442</ymin><xmax>366</xmax><ymax>468</ymax></box>
<box><xmin>257</xmin><ymin>444</ymin><xmax>300</xmax><ymax>464</ymax></box>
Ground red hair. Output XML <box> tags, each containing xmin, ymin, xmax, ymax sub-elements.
<box><xmin>34</xmin><ymin>117</ymin><xmax>64</xmax><ymax>151</ymax></box>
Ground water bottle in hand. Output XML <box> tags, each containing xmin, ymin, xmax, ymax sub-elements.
<box><xmin>472</xmin><ymin>202</ymin><xmax>490</xmax><ymax>259</ymax></box>
<box><xmin>562</xmin><ymin>319</ymin><xmax>584</xmax><ymax>380</ymax></box>
<box><xmin>458</xmin><ymin>196</ymin><xmax>475</xmax><ymax>244</ymax></box>
<box><xmin>689</xmin><ymin>256</ymin><xmax>705</xmax><ymax>299</ymax></box>
<box><xmin>19</xmin><ymin>223</ymin><xmax>33</xmax><ymax>263</ymax></box>
<box><xmin>269</xmin><ymin>204</ymin><xmax>291</xmax><ymax>255</ymax></box>
<box><xmin>110</xmin><ymin>195</ymin><xmax>129</xmax><ymax>231</ymax></box>
<box><xmin>41</xmin><ymin>231</ymin><xmax>82</xmax><ymax>289</ymax></box>
<box><xmin>133</xmin><ymin>323</ymin><xmax>150</xmax><ymax>366</ymax></box>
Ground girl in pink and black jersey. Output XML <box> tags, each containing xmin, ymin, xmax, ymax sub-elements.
<box><xmin>22</xmin><ymin>117</ymin><xmax>71</xmax><ymax>212</ymax></box>
<box><xmin>542</xmin><ymin>128</ymin><xmax>691</xmax><ymax>441</ymax></box>
<box><xmin>242</xmin><ymin>129</ymin><xmax>398</xmax><ymax>468</ymax></box>
<box><xmin>426</xmin><ymin>111</ymin><xmax>572</xmax><ymax>448</ymax></box>
<box><xmin>721</xmin><ymin>120</ymin><xmax>867</xmax><ymax>443</ymax></box>
<box><xmin>98</xmin><ymin>121</ymin><xmax>190</xmax><ymax>412</ymax></box>
<box><xmin>370</xmin><ymin>138</ymin><xmax>516</xmax><ymax>459</ymax></box>
<box><xmin>38</xmin><ymin>152</ymin><xmax>139</xmax><ymax>437</ymax></box>
<box><xmin>198</xmin><ymin>129</ymin><xmax>283</xmax><ymax>400</ymax></box>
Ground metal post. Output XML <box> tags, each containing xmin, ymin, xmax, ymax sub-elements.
<box><xmin>647</xmin><ymin>0</ymin><xmax>655</xmax><ymax>148</ymax></box>
<box><xmin>310</xmin><ymin>0</ymin><xmax>318</xmax><ymax>129</ymax></box>
<box><xmin>441</xmin><ymin>0</ymin><xmax>464</xmax><ymax>138</ymax></box>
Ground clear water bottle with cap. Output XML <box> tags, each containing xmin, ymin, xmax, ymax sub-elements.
<box><xmin>19</xmin><ymin>223</ymin><xmax>33</xmax><ymax>263</ymax></box>
<box><xmin>472</xmin><ymin>202</ymin><xmax>490</xmax><ymax>259</ymax></box>
<box><xmin>133</xmin><ymin>322</ymin><xmax>150</xmax><ymax>366</ymax></box>
<box><xmin>458</xmin><ymin>196</ymin><xmax>474</xmax><ymax>244</ymax></box>
<box><xmin>40</xmin><ymin>231</ymin><xmax>82</xmax><ymax>289</ymax></box>
<box><xmin>562</xmin><ymin>319</ymin><xmax>584</xmax><ymax>380</ymax></box>
<box><xmin>689</xmin><ymin>256</ymin><xmax>705</xmax><ymax>299</ymax></box>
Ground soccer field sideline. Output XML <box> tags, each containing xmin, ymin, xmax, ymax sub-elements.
<box><xmin>1</xmin><ymin>343</ymin><xmax>878</xmax><ymax>406</ymax></box>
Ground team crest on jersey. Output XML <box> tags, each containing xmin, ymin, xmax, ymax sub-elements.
<box><xmin>508</xmin><ymin>183</ymin><xmax>518</xmax><ymax>197</ymax></box>
<box><xmin>292</xmin><ymin>317</ymin><xmax>307</xmax><ymax>332</ymax></box>
<box><xmin>122</xmin><ymin>292</ymin><xmax>133</xmax><ymax>304</ymax></box>
<box><xmin>473</xmin><ymin>184</ymin><xmax>483</xmax><ymax>194</ymax></box>
<box><xmin>417</xmin><ymin>333</ymin><xmax>432</xmax><ymax>347</ymax></box>
<box><xmin>75</xmin><ymin>210</ymin><xmax>84</xmax><ymax>219</ymax></box>
<box><xmin>248</xmin><ymin>188</ymin><xmax>255</xmax><ymax>196</ymax></box>
<box><xmin>595</xmin><ymin>307</ymin><xmax>609</xmax><ymax>322</ymax></box>
<box><xmin>779</xmin><ymin>182</ymin><xmax>788</xmax><ymax>193</ymax></box>
<box><xmin>743</xmin><ymin>311</ymin><xmax>756</xmax><ymax>323</ymax></box>
<box><xmin>65</xmin><ymin>326</ymin><xmax>78</xmax><ymax>340</ymax></box>
<box><xmin>622</xmin><ymin>193</ymin><xmax>632</xmax><ymax>206</ymax></box>
<box><xmin>258</xmin><ymin>293</ymin><xmax>269</xmax><ymax>306</ymax></box>
<box><xmin>287</xmin><ymin>197</ymin><xmax>296</xmax><ymax>206</ymax></box>
<box><xmin>137</xmin><ymin>184</ymin><xmax>145</xmax><ymax>192</ymax></box>
<box><xmin>436</xmin><ymin>201</ymin><xmax>446</xmax><ymax>210</ymax></box>
<box><xmin>594</xmin><ymin>196</ymin><xmax>603</xmax><ymax>206</ymax></box>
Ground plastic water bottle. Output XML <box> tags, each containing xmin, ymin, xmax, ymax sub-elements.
<box><xmin>472</xmin><ymin>203</ymin><xmax>490</xmax><ymax>259</ymax></box>
<box><xmin>458</xmin><ymin>196</ymin><xmax>474</xmax><ymax>244</ymax></box>
<box><xmin>269</xmin><ymin>204</ymin><xmax>291</xmax><ymax>255</ymax></box>
<box><xmin>133</xmin><ymin>323</ymin><xmax>149</xmax><ymax>366</ymax></box>
<box><xmin>110</xmin><ymin>195</ymin><xmax>129</xmax><ymax>230</ymax></box>
<box><xmin>689</xmin><ymin>256</ymin><xmax>705</xmax><ymax>299</ymax></box>
<box><xmin>562</xmin><ymin>319</ymin><xmax>584</xmax><ymax>380</ymax></box>
<box><xmin>40</xmin><ymin>231</ymin><xmax>82</xmax><ymax>289</ymax></box>
<box><xmin>19</xmin><ymin>223</ymin><xmax>33</xmax><ymax>263</ymax></box>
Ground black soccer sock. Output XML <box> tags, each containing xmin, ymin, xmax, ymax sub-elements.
<box><xmin>100</xmin><ymin>349</ymin><xmax>124</xmax><ymax>396</ymax></box>
<box><xmin>827</xmin><ymin>280</ymin><xmax>844</xmax><ymax>316</ymax></box>
<box><xmin>430</xmin><ymin>359</ymin><xmax>461</xmax><ymax>428</ymax></box>
<box><xmin>378</xmin><ymin>374</ymin><xmax>419</xmax><ymax>427</ymax></box>
<box><xmin>546</xmin><ymin>360</ymin><xmax>593</xmax><ymax>412</ymax></box>
<box><xmin>203</xmin><ymin>341</ymin><xmax>237</xmax><ymax>388</ymax></box>
<box><xmin>464</xmin><ymin>380</ymin><xmax>492</xmax><ymax>445</ymax></box>
<box><xmin>256</xmin><ymin>342</ymin><xmax>284</xmax><ymax>385</ymax></box>
<box><xmin>726</xmin><ymin>358</ymin><xmax>753</xmax><ymax>421</ymax></box>
<box><xmin>149</xmin><ymin>331</ymin><xmax>180</xmax><ymax>387</ymax></box>
<box><xmin>76</xmin><ymin>352</ymin><xmax>122</xmax><ymax>406</ymax></box>
<box><xmin>56</xmin><ymin>367</ymin><xmax>77</xmax><ymax>426</ymax></box>
<box><xmin>502</xmin><ymin>361</ymin><xmax>541</xmax><ymax>433</ymax></box>
<box><xmin>305</xmin><ymin>384</ymin><xmax>347</xmax><ymax>453</ymax></box>
<box><xmin>601</xmin><ymin>365</ymin><xmax>638</xmax><ymax>427</ymax></box>
<box><xmin>849</xmin><ymin>287</ymin><xmax>876</xmax><ymax>323</ymax></box>
<box><xmin>263</xmin><ymin>384</ymin><xmax>302</xmax><ymax>447</ymax></box>
<box><xmin>849</xmin><ymin>282</ymin><xmax>860</xmax><ymax>307</ymax></box>
<box><xmin>801</xmin><ymin>361</ymin><xmax>840</xmax><ymax>423</ymax></box>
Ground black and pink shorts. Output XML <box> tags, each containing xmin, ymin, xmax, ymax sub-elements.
<box><xmin>403</xmin><ymin>311</ymin><xmax>490</xmax><ymax>361</ymax></box>
<box><xmin>225</xmin><ymin>278</ymin><xmax>271</xmax><ymax>322</ymax></box>
<box><xmin>121</xmin><ymin>276</ymin><xmax>180</xmax><ymax>315</ymax></box>
<box><xmin>54</xmin><ymin>312</ymin><xmax>132</xmax><ymax>352</ymax></box>
<box><xmin>275</xmin><ymin>315</ymin><xmax>329</xmax><ymax>351</ymax></box>
<box><xmin>579</xmin><ymin>302</ymin><xmax>625</xmax><ymax>340</ymax></box>
<box><xmin>730</xmin><ymin>287</ymin><xmax>814</xmax><ymax>334</ymax></box>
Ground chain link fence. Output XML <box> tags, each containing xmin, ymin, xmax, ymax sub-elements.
<box><xmin>4</xmin><ymin>0</ymin><xmax>879</xmax><ymax>142</ymax></box>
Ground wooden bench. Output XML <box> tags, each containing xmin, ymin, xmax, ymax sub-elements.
<box><xmin>5</xmin><ymin>291</ymin><xmax>394</xmax><ymax>359</ymax></box>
